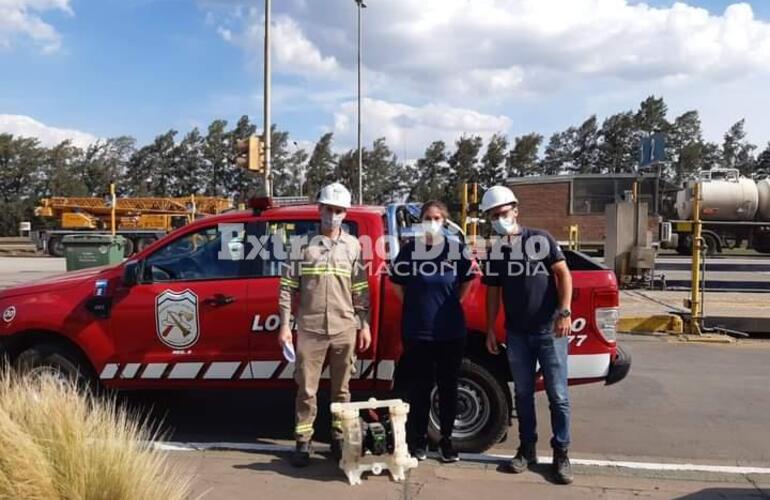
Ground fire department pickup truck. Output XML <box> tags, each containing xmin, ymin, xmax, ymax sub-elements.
<box><xmin>0</xmin><ymin>201</ymin><xmax>630</xmax><ymax>452</ymax></box>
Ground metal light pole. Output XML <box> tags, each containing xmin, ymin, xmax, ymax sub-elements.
<box><xmin>264</xmin><ymin>0</ymin><xmax>273</xmax><ymax>197</ymax></box>
<box><xmin>354</xmin><ymin>0</ymin><xmax>366</xmax><ymax>205</ymax></box>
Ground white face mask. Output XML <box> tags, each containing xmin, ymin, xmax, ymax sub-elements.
<box><xmin>422</xmin><ymin>220</ymin><xmax>443</xmax><ymax>236</ymax></box>
<box><xmin>321</xmin><ymin>210</ymin><xmax>345</xmax><ymax>230</ymax></box>
<box><xmin>492</xmin><ymin>215</ymin><xmax>519</xmax><ymax>236</ymax></box>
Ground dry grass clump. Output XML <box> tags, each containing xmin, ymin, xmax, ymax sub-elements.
<box><xmin>0</xmin><ymin>371</ymin><xmax>191</xmax><ymax>500</ymax></box>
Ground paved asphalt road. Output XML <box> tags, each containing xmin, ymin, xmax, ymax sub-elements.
<box><xmin>655</xmin><ymin>255</ymin><xmax>770</xmax><ymax>291</ymax></box>
<box><xmin>1</xmin><ymin>257</ymin><xmax>769</xmax><ymax>466</ymax></box>
<box><xmin>120</xmin><ymin>336</ymin><xmax>770</xmax><ymax>468</ymax></box>
<box><xmin>3</xmin><ymin>257</ymin><xmax>770</xmax><ymax>496</ymax></box>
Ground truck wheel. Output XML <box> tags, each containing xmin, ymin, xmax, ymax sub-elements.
<box><xmin>48</xmin><ymin>236</ymin><xmax>65</xmax><ymax>257</ymax></box>
<box><xmin>675</xmin><ymin>234</ymin><xmax>691</xmax><ymax>256</ymax></box>
<box><xmin>702</xmin><ymin>233</ymin><xmax>720</xmax><ymax>256</ymax></box>
<box><xmin>427</xmin><ymin>358</ymin><xmax>508</xmax><ymax>453</ymax></box>
<box><xmin>136</xmin><ymin>237</ymin><xmax>157</xmax><ymax>252</ymax></box>
<box><xmin>15</xmin><ymin>342</ymin><xmax>96</xmax><ymax>392</ymax></box>
<box><xmin>122</xmin><ymin>238</ymin><xmax>135</xmax><ymax>257</ymax></box>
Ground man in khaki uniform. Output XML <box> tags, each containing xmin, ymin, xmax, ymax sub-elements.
<box><xmin>278</xmin><ymin>182</ymin><xmax>371</xmax><ymax>467</ymax></box>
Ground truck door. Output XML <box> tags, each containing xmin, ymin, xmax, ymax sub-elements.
<box><xmin>109</xmin><ymin>222</ymin><xmax>259</xmax><ymax>384</ymax></box>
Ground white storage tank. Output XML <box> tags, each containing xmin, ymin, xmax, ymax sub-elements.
<box><xmin>676</xmin><ymin>169</ymin><xmax>759</xmax><ymax>221</ymax></box>
<box><xmin>757</xmin><ymin>178</ymin><xmax>770</xmax><ymax>221</ymax></box>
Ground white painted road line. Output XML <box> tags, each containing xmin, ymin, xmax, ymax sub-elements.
<box><xmin>152</xmin><ymin>441</ymin><xmax>770</xmax><ymax>475</ymax></box>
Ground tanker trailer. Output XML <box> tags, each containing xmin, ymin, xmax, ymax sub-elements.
<box><xmin>666</xmin><ymin>169</ymin><xmax>770</xmax><ymax>255</ymax></box>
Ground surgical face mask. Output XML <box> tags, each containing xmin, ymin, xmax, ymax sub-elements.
<box><xmin>321</xmin><ymin>210</ymin><xmax>345</xmax><ymax>230</ymax></box>
<box><xmin>422</xmin><ymin>220</ymin><xmax>443</xmax><ymax>236</ymax></box>
<box><xmin>492</xmin><ymin>214</ymin><xmax>518</xmax><ymax>236</ymax></box>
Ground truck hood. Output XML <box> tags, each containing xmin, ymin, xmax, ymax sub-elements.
<box><xmin>0</xmin><ymin>265</ymin><xmax>115</xmax><ymax>299</ymax></box>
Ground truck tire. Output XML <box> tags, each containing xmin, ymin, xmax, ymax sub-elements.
<box><xmin>122</xmin><ymin>238</ymin><xmax>135</xmax><ymax>257</ymax></box>
<box><xmin>48</xmin><ymin>236</ymin><xmax>65</xmax><ymax>257</ymax></box>
<box><xmin>676</xmin><ymin>234</ymin><xmax>692</xmax><ymax>256</ymax></box>
<box><xmin>427</xmin><ymin>358</ymin><xmax>508</xmax><ymax>453</ymax></box>
<box><xmin>702</xmin><ymin>232</ymin><xmax>720</xmax><ymax>256</ymax></box>
<box><xmin>136</xmin><ymin>237</ymin><xmax>157</xmax><ymax>252</ymax></box>
<box><xmin>15</xmin><ymin>342</ymin><xmax>96</xmax><ymax>392</ymax></box>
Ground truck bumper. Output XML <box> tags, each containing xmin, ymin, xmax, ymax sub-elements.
<box><xmin>605</xmin><ymin>345</ymin><xmax>631</xmax><ymax>385</ymax></box>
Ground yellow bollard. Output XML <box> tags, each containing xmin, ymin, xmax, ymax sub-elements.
<box><xmin>568</xmin><ymin>224</ymin><xmax>580</xmax><ymax>251</ymax></box>
<box><xmin>689</xmin><ymin>182</ymin><xmax>703</xmax><ymax>336</ymax></box>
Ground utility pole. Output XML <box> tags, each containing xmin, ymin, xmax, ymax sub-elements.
<box><xmin>263</xmin><ymin>0</ymin><xmax>272</xmax><ymax>197</ymax></box>
<box><xmin>355</xmin><ymin>0</ymin><xmax>366</xmax><ymax>205</ymax></box>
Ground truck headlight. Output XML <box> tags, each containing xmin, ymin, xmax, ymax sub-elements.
<box><xmin>595</xmin><ymin>307</ymin><xmax>618</xmax><ymax>343</ymax></box>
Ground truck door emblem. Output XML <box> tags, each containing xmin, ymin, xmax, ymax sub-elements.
<box><xmin>2</xmin><ymin>306</ymin><xmax>16</xmax><ymax>323</ymax></box>
<box><xmin>155</xmin><ymin>290</ymin><xmax>200</xmax><ymax>349</ymax></box>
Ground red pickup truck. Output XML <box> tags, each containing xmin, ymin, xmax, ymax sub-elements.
<box><xmin>0</xmin><ymin>201</ymin><xmax>630</xmax><ymax>452</ymax></box>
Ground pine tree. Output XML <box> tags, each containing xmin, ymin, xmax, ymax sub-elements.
<box><xmin>364</xmin><ymin>138</ymin><xmax>401</xmax><ymax>204</ymax></box>
<box><xmin>304</xmin><ymin>132</ymin><xmax>338</xmax><ymax>199</ymax></box>
<box><xmin>478</xmin><ymin>133</ymin><xmax>509</xmax><ymax>189</ymax></box>
<box><xmin>202</xmin><ymin>120</ymin><xmax>230</xmax><ymax>197</ymax></box>
<box><xmin>635</xmin><ymin>96</ymin><xmax>670</xmax><ymax>134</ymax></box>
<box><xmin>125</xmin><ymin>131</ymin><xmax>177</xmax><ymax>196</ymax></box>
<box><xmin>722</xmin><ymin>119</ymin><xmax>757</xmax><ymax>177</ymax></box>
<box><xmin>408</xmin><ymin>140</ymin><xmax>449</xmax><ymax>202</ymax></box>
<box><xmin>271</xmin><ymin>127</ymin><xmax>297</xmax><ymax>196</ymax></box>
<box><xmin>507</xmin><ymin>133</ymin><xmax>543</xmax><ymax>177</ymax></box>
<box><xmin>449</xmin><ymin>135</ymin><xmax>483</xmax><ymax>185</ymax></box>
<box><xmin>756</xmin><ymin>143</ymin><xmax>770</xmax><ymax>176</ymax></box>
<box><xmin>669</xmin><ymin>111</ymin><xmax>706</xmax><ymax>182</ymax></box>
<box><xmin>598</xmin><ymin>112</ymin><xmax>637</xmax><ymax>174</ymax></box>
<box><xmin>172</xmin><ymin>128</ymin><xmax>206</xmax><ymax>196</ymax></box>
<box><xmin>573</xmin><ymin>116</ymin><xmax>600</xmax><ymax>174</ymax></box>
<box><xmin>541</xmin><ymin>130</ymin><xmax>574</xmax><ymax>175</ymax></box>
<box><xmin>227</xmin><ymin>115</ymin><xmax>260</xmax><ymax>201</ymax></box>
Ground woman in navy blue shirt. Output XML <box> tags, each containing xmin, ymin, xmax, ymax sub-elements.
<box><xmin>389</xmin><ymin>200</ymin><xmax>476</xmax><ymax>463</ymax></box>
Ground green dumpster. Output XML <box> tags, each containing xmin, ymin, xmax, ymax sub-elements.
<box><xmin>62</xmin><ymin>234</ymin><xmax>126</xmax><ymax>271</ymax></box>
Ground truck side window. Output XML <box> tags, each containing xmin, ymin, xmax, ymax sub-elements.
<box><xmin>143</xmin><ymin>224</ymin><xmax>260</xmax><ymax>282</ymax></box>
<box><xmin>261</xmin><ymin>220</ymin><xmax>359</xmax><ymax>277</ymax></box>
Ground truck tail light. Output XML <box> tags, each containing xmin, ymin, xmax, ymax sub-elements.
<box><xmin>595</xmin><ymin>307</ymin><xmax>619</xmax><ymax>343</ymax></box>
<box><xmin>593</xmin><ymin>289</ymin><xmax>619</xmax><ymax>344</ymax></box>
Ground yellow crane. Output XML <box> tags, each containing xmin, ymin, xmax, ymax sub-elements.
<box><xmin>35</xmin><ymin>194</ymin><xmax>232</xmax><ymax>257</ymax></box>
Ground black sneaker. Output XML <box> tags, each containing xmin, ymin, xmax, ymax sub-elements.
<box><xmin>330</xmin><ymin>438</ymin><xmax>343</xmax><ymax>461</ymax></box>
<box><xmin>503</xmin><ymin>443</ymin><xmax>537</xmax><ymax>473</ymax></box>
<box><xmin>409</xmin><ymin>436</ymin><xmax>428</xmax><ymax>461</ymax></box>
<box><xmin>438</xmin><ymin>438</ymin><xmax>460</xmax><ymax>463</ymax></box>
<box><xmin>290</xmin><ymin>441</ymin><xmax>311</xmax><ymax>467</ymax></box>
<box><xmin>552</xmin><ymin>448</ymin><xmax>574</xmax><ymax>485</ymax></box>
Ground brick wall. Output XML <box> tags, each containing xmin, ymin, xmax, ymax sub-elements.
<box><xmin>510</xmin><ymin>181</ymin><xmax>606</xmax><ymax>242</ymax></box>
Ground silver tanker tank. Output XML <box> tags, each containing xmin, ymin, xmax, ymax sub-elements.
<box><xmin>757</xmin><ymin>178</ymin><xmax>770</xmax><ymax>221</ymax></box>
<box><xmin>676</xmin><ymin>169</ymin><xmax>758</xmax><ymax>221</ymax></box>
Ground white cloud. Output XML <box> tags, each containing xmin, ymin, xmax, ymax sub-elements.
<box><xmin>281</xmin><ymin>0</ymin><xmax>770</xmax><ymax>97</ymax></box>
<box><xmin>0</xmin><ymin>0</ymin><xmax>72</xmax><ymax>53</ymax></box>
<box><xmin>208</xmin><ymin>1</ymin><xmax>770</xmax><ymax>151</ymax></box>
<box><xmin>333</xmin><ymin>98</ymin><xmax>511</xmax><ymax>157</ymax></box>
<box><xmin>0</xmin><ymin>114</ymin><xmax>98</xmax><ymax>148</ymax></box>
<box><xmin>217</xmin><ymin>9</ymin><xmax>340</xmax><ymax>78</ymax></box>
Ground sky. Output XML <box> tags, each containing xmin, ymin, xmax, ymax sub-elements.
<box><xmin>2</xmin><ymin>0</ymin><xmax>770</xmax><ymax>158</ymax></box>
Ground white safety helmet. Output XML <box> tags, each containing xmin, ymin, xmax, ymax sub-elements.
<box><xmin>317</xmin><ymin>182</ymin><xmax>352</xmax><ymax>209</ymax></box>
<box><xmin>479</xmin><ymin>185</ymin><xmax>518</xmax><ymax>213</ymax></box>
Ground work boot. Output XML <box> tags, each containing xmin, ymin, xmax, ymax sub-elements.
<box><xmin>290</xmin><ymin>441</ymin><xmax>311</xmax><ymax>468</ymax></box>
<box><xmin>504</xmin><ymin>443</ymin><xmax>537</xmax><ymax>473</ymax></box>
<box><xmin>409</xmin><ymin>436</ymin><xmax>428</xmax><ymax>461</ymax></box>
<box><xmin>330</xmin><ymin>438</ymin><xmax>343</xmax><ymax>461</ymax></box>
<box><xmin>438</xmin><ymin>438</ymin><xmax>460</xmax><ymax>463</ymax></box>
<box><xmin>552</xmin><ymin>448</ymin><xmax>574</xmax><ymax>485</ymax></box>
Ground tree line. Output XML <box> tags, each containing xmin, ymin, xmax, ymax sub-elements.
<box><xmin>2</xmin><ymin>96</ymin><xmax>770</xmax><ymax>235</ymax></box>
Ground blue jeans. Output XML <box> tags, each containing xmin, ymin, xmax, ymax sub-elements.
<box><xmin>506</xmin><ymin>330</ymin><xmax>570</xmax><ymax>450</ymax></box>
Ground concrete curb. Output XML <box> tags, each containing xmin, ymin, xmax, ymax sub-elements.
<box><xmin>618</xmin><ymin>315</ymin><xmax>684</xmax><ymax>335</ymax></box>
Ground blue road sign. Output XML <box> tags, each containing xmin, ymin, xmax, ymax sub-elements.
<box><xmin>640</xmin><ymin>133</ymin><xmax>666</xmax><ymax>166</ymax></box>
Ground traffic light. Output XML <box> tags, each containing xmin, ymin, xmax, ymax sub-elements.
<box><xmin>235</xmin><ymin>136</ymin><xmax>264</xmax><ymax>173</ymax></box>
